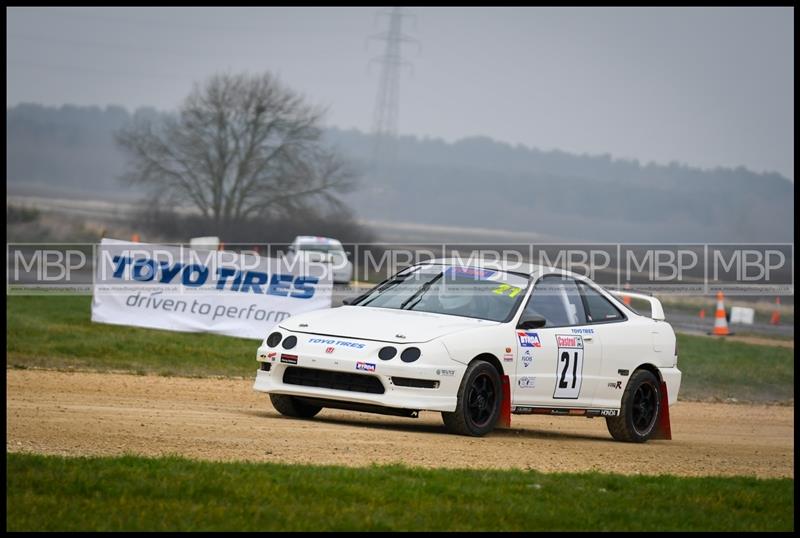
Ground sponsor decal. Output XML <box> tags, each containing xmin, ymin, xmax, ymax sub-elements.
<box><xmin>517</xmin><ymin>331</ymin><xmax>542</xmax><ymax>348</ymax></box>
<box><xmin>503</xmin><ymin>353</ymin><xmax>514</xmax><ymax>362</ymax></box>
<box><xmin>516</xmin><ymin>407</ymin><xmax>621</xmax><ymax>417</ymax></box>
<box><xmin>618</xmin><ymin>369</ymin><xmax>629</xmax><ymax>376</ymax></box>
<box><xmin>522</xmin><ymin>355</ymin><xmax>533</xmax><ymax>368</ymax></box>
<box><xmin>492</xmin><ymin>283</ymin><xmax>523</xmax><ymax>298</ymax></box>
<box><xmin>307</xmin><ymin>338</ymin><xmax>366</xmax><ymax>349</ymax></box>
<box><xmin>280</xmin><ymin>354</ymin><xmax>298</xmax><ymax>365</ymax></box>
<box><xmin>608</xmin><ymin>381</ymin><xmax>623</xmax><ymax>389</ymax></box>
<box><xmin>555</xmin><ymin>334</ymin><xmax>583</xmax><ymax>348</ymax></box>
<box><xmin>436</xmin><ymin>368</ymin><xmax>456</xmax><ymax>377</ymax></box>
<box><xmin>571</xmin><ymin>327</ymin><xmax>595</xmax><ymax>335</ymax></box>
<box><xmin>267</xmin><ymin>351</ymin><xmax>277</xmax><ymax>359</ymax></box>
<box><xmin>553</xmin><ymin>334</ymin><xmax>584</xmax><ymax>399</ymax></box>
<box><xmin>505</xmin><ymin>347</ymin><xmax>512</xmax><ymax>353</ymax></box>
<box><xmin>325</xmin><ymin>346</ymin><xmax>334</xmax><ymax>354</ymax></box>
<box><xmin>356</xmin><ymin>361</ymin><xmax>376</xmax><ymax>372</ymax></box>
<box><xmin>518</xmin><ymin>376</ymin><xmax>536</xmax><ymax>388</ymax></box>
<box><xmin>445</xmin><ymin>266</ymin><xmax>497</xmax><ymax>280</ymax></box>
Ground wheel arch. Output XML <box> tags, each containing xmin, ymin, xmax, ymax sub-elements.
<box><xmin>469</xmin><ymin>352</ymin><xmax>504</xmax><ymax>377</ymax></box>
<box><xmin>633</xmin><ymin>362</ymin><xmax>663</xmax><ymax>382</ymax></box>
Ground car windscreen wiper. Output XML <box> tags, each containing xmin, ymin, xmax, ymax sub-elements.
<box><xmin>400</xmin><ymin>272</ymin><xmax>444</xmax><ymax>311</ymax></box>
<box><xmin>357</xmin><ymin>273</ymin><xmax>413</xmax><ymax>307</ymax></box>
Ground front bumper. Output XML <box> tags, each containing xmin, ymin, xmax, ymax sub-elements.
<box><xmin>253</xmin><ymin>342</ymin><xmax>462</xmax><ymax>412</ymax></box>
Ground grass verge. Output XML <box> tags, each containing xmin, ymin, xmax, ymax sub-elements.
<box><xmin>676</xmin><ymin>333</ymin><xmax>794</xmax><ymax>402</ymax></box>
<box><xmin>6</xmin><ymin>453</ymin><xmax>794</xmax><ymax>531</ymax></box>
<box><xmin>7</xmin><ymin>294</ymin><xmax>258</xmax><ymax>377</ymax></box>
<box><xmin>7</xmin><ymin>295</ymin><xmax>794</xmax><ymax>402</ymax></box>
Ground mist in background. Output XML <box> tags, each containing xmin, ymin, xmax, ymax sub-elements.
<box><xmin>6</xmin><ymin>7</ymin><xmax>795</xmax><ymax>243</ymax></box>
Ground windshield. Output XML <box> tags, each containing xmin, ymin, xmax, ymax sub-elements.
<box><xmin>297</xmin><ymin>244</ymin><xmax>343</xmax><ymax>254</ymax></box>
<box><xmin>352</xmin><ymin>264</ymin><xmax>530</xmax><ymax>322</ymax></box>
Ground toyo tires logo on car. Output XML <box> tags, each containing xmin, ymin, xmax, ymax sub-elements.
<box><xmin>307</xmin><ymin>338</ymin><xmax>366</xmax><ymax>349</ymax></box>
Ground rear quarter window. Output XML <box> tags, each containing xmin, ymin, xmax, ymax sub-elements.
<box><xmin>578</xmin><ymin>282</ymin><xmax>625</xmax><ymax>323</ymax></box>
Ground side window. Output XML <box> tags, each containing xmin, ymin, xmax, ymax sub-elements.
<box><xmin>522</xmin><ymin>276</ymin><xmax>587</xmax><ymax>327</ymax></box>
<box><xmin>578</xmin><ymin>282</ymin><xmax>625</xmax><ymax>323</ymax></box>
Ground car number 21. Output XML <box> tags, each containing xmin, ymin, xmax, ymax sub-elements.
<box><xmin>553</xmin><ymin>334</ymin><xmax>584</xmax><ymax>399</ymax></box>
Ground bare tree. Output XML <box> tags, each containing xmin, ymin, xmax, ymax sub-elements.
<box><xmin>116</xmin><ymin>72</ymin><xmax>356</xmax><ymax>229</ymax></box>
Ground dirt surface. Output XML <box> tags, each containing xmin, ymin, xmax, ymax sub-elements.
<box><xmin>6</xmin><ymin>369</ymin><xmax>794</xmax><ymax>478</ymax></box>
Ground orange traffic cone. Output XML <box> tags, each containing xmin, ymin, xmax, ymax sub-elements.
<box><xmin>131</xmin><ymin>233</ymin><xmax>140</xmax><ymax>243</ymax></box>
<box><xmin>770</xmin><ymin>297</ymin><xmax>781</xmax><ymax>325</ymax></box>
<box><xmin>710</xmin><ymin>291</ymin><xmax>731</xmax><ymax>336</ymax></box>
<box><xmin>219</xmin><ymin>241</ymin><xmax>225</xmax><ymax>251</ymax></box>
<box><xmin>622</xmin><ymin>283</ymin><xmax>632</xmax><ymax>305</ymax></box>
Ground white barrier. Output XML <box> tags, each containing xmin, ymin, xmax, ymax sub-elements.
<box><xmin>729</xmin><ymin>306</ymin><xmax>755</xmax><ymax>325</ymax></box>
<box><xmin>91</xmin><ymin>238</ymin><xmax>332</xmax><ymax>339</ymax></box>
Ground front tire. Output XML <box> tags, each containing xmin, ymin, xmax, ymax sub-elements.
<box><xmin>606</xmin><ymin>369</ymin><xmax>661</xmax><ymax>442</ymax></box>
<box><xmin>442</xmin><ymin>360</ymin><xmax>502</xmax><ymax>436</ymax></box>
<box><xmin>269</xmin><ymin>394</ymin><xmax>322</xmax><ymax>419</ymax></box>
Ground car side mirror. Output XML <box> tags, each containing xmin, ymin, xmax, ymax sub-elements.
<box><xmin>517</xmin><ymin>315</ymin><xmax>547</xmax><ymax>330</ymax></box>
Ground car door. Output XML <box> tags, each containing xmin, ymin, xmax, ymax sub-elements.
<box><xmin>513</xmin><ymin>274</ymin><xmax>602</xmax><ymax>408</ymax></box>
<box><xmin>575</xmin><ymin>280</ymin><xmax>633</xmax><ymax>409</ymax></box>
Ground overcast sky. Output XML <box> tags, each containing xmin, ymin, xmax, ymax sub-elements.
<box><xmin>6</xmin><ymin>6</ymin><xmax>795</xmax><ymax>179</ymax></box>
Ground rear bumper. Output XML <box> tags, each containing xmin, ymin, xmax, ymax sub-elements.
<box><xmin>659</xmin><ymin>366</ymin><xmax>682</xmax><ymax>406</ymax></box>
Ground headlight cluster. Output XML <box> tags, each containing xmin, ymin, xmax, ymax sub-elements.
<box><xmin>266</xmin><ymin>331</ymin><xmax>282</xmax><ymax>347</ymax></box>
<box><xmin>378</xmin><ymin>346</ymin><xmax>421</xmax><ymax>363</ymax></box>
<box><xmin>266</xmin><ymin>331</ymin><xmax>298</xmax><ymax>350</ymax></box>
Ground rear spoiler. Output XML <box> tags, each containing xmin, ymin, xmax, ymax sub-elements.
<box><xmin>608</xmin><ymin>290</ymin><xmax>666</xmax><ymax>321</ymax></box>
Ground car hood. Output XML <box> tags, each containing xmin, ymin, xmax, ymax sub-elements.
<box><xmin>279</xmin><ymin>306</ymin><xmax>499</xmax><ymax>344</ymax></box>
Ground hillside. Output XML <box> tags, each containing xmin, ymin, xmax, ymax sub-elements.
<box><xmin>7</xmin><ymin>103</ymin><xmax>794</xmax><ymax>242</ymax></box>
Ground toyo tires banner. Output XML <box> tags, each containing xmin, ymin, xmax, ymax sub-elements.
<box><xmin>91</xmin><ymin>238</ymin><xmax>333</xmax><ymax>339</ymax></box>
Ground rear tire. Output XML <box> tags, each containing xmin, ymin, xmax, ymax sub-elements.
<box><xmin>442</xmin><ymin>360</ymin><xmax>501</xmax><ymax>436</ymax></box>
<box><xmin>606</xmin><ymin>369</ymin><xmax>661</xmax><ymax>442</ymax></box>
<box><xmin>269</xmin><ymin>394</ymin><xmax>323</xmax><ymax>418</ymax></box>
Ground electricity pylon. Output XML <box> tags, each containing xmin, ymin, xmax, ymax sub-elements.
<box><xmin>368</xmin><ymin>7</ymin><xmax>419</xmax><ymax>164</ymax></box>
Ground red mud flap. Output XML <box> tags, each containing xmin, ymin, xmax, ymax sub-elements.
<box><xmin>651</xmin><ymin>381</ymin><xmax>672</xmax><ymax>440</ymax></box>
<box><xmin>498</xmin><ymin>374</ymin><xmax>512</xmax><ymax>429</ymax></box>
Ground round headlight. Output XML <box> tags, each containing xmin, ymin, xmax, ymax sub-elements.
<box><xmin>378</xmin><ymin>346</ymin><xmax>397</xmax><ymax>360</ymax></box>
<box><xmin>266</xmin><ymin>332</ymin><xmax>282</xmax><ymax>347</ymax></box>
<box><xmin>400</xmin><ymin>347</ymin><xmax>421</xmax><ymax>363</ymax></box>
<box><xmin>282</xmin><ymin>335</ymin><xmax>298</xmax><ymax>350</ymax></box>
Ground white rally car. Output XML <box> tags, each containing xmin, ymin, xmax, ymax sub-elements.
<box><xmin>254</xmin><ymin>260</ymin><xmax>681</xmax><ymax>442</ymax></box>
<box><xmin>287</xmin><ymin>236</ymin><xmax>353</xmax><ymax>284</ymax></box>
